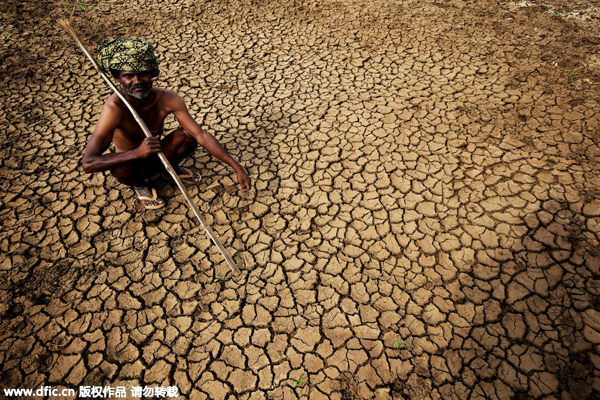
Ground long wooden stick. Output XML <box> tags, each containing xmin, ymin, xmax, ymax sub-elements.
<box><xmin>59</xmin><ymin>19</ymin><xmax>241</xmax><ymax>275</ymax></box>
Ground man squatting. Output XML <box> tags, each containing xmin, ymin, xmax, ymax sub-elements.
<box><xmin>82</xmin><ymin>38</ymin><xmax>251</xmax><ymax>209</ymax></box>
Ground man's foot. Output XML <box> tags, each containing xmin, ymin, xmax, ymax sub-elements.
<box><xmin>175</xmin><ymin>167</ymin><xmax>201</xmax><ymax>184</ymax></box>
<box><xmin>133</xmin><ymin>186</ymin><xmax>165</xmax><ymax>209</ymax></box>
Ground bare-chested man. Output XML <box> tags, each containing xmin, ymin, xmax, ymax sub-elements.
<box><xmin>82</xmin><ymin>38</ymin><xmax>250</xmax><ymax>209</ymax></box>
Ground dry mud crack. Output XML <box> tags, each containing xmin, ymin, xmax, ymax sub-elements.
<box><xmin>1</xmin><ymin>0</ymin><xmax>600</xmax><ymax>399</ymax></box>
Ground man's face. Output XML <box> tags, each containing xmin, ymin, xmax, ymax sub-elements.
<box><xmin>117</xmin><ymin>70</ymin><xmax>153</xmax><ymax>99</ymax></box>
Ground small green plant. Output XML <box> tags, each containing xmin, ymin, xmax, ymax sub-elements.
<box><xmin>393</xmin><ymin>338</ymin><xmax>405</xmax><ymax>348</ymax></box>
<box><xmin>212</xmin><ymin>278</ymin><xmax>219</xmax><ymax>283</ymax></box>
<box><xmin>591</xmin><ymin>14</ymin><xmax>597</xmax><ymax>19</ymax></box>
<box><xmin>276</xmin><ymin>351</ymin><xmax>284</xmax><ymax>359</ymax></box>
<box><xmin>550</xmin><ymin>12</ymin><xmax>559</xmax><ymax>17</ymax></box>
<box><xmin>568</xmin><ymin>73</ymin><xmax>576</xmax><ymax>82</ymax></box>
<box><xmin>495</xmin><ymin>3</ymin><xmax>502</xmax><ymax>8</ymax></box>
<box><xmin>65</xmin><ymin>1</ymin><xmax>97</xmax><ymax>13</ymax></box>
<box><xmin>456</xmin><ymin>127</ymin><xmax>463</xmax><ymax>132</ymax></box>
<box><xmin>290</xmin><ymin>377</ymin><xmax>305</xmax><ymax>388</ymax></box>
<box><xmin>572</xmin><ymin>120</ymin><xmax>579</xmax><ymax>124</ymax></box>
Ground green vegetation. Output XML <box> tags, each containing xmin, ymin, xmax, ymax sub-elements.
<box><xmin>62</xmin><ymin>1</ymin><xmax>96</xmax><ymax>11</ymax></box>
<box><xmin>290</xmin><ymin>377</ymin><xmax>305</xmax><ymax>388</ymax></box>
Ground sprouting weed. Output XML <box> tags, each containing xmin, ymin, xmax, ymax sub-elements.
<box><xmin>212</xmin><ymin>278</ymin><xmax>219</xmax><ymax>283</ymax></box>
<box><xmin>568</xmin><ymin>73</ymin><xmax>576</xmax><ymax>82</ymax></box>
<box><xmin>67</xmin><ymin>1</ymin><xmax>97</xmax><ymax>13</ymax></box>
<box><xmin>456</xmin><ymin>127</ymin><xmax>463</xmax><ymax>132</ymax></box>
<box><xmin>393</xmin><ymin>338</ymin><xmax>405</xmax><ymax>348</ymax></box>
<box><xmin>276</xmin><ymin>351</ymin><xmax>283</xmax><ymax>359</ymax></box>
<box><xmin>550</xmin><ymin>12</ymin><xmax>559</xmax><ymax>17</ymax></box>
<box><xmin>291</xmin><ymin>377</ymin><xmax>305</xmax><ymax>388</ymax></box>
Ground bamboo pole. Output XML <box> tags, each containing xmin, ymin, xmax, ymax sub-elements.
<box><xmin>59</xmin><ymin>19</ymin><xmax>241</xmax><ymax>275</ymax></box>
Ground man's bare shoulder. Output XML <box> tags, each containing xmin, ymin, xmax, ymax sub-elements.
<box><xmin>155</xmin><ymin>87</ymin><xmax>179</xmax><ymax>98</ymax></box>
<box><xmin>104</xmin><ymin>92</ymin><xmax>127</xmax><ymax>111</ymax></box>
<box><xmin>99</xmin><ymin>93</ymin><xmax>126</xmax><ymax>120</ymax></box>
<box><xmin>156</xmin><ymin>88</ymin><xmax>186</xmax><ymax>111</ymax></box>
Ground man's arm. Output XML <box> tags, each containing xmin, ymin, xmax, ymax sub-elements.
<box><xmin>82</xmin><ymin>100</ymin><xmax>161</xmax><ymax>173</ymax></box>
<box><xmin>168</xmin><ymin>92</ymin><xmax>251</xmax><ymax>192</ymax></box>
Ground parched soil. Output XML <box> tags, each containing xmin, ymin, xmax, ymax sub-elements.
<box><xmin>1</xmin><ymin>0</ymin><xmax>600</xmax><ymax>399</ymax></box>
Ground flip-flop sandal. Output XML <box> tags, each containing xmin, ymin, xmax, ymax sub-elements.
<box><xmin>175</xmin><ymin>167</ymin><xmax>201</xmax><ymax>184</ymax></box>
<box><xmin>134</xmin><ymin>187</ymin><xmax>165</xmax><ymax>210</ymax></box>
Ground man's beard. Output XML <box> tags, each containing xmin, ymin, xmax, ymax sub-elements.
<box><xmin>124</xmin><ymin>83</ymin><xmax>152</xmax><ymax>99</ymax></box>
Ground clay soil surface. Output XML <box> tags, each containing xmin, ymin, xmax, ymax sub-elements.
<box><xmin>2</xmin><ymin>0</ymin><xmax>600</xmax><ymax>398</ymax></box>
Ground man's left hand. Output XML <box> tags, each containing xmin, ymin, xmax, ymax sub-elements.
<box><xmin>236</xmin><ymin>169</ymin><xmax>251</xmax><ymax>193</ymax></box>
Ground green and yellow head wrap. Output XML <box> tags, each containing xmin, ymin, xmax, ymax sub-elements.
<box><xmin>97</xmin><ymin>38</ymin><xmax>160</xmax><ymax>77</ymax></box>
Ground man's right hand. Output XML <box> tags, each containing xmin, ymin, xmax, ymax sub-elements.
<box><xmin>136</xmin><ymin>136</ymin><xmax>163</xmax><ymax>158</ymax></box>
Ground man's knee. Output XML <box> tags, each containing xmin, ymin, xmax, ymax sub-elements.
<box><xmin>110</xmin><ymin>166</ymin><xmax>137</xmax><ymax>186</ymax></box>
<box><xmin>174</xmin><ymin>128</ymin><xmax>198</xmax><ymax>157</ymax></box>
<box><xmin>178</xmin><ymin>127</ymin><xmax>197</xmax><ymax>145</ymax></box>
<box><xmin>110</xmin><ymin>161</ymin><xmax>150</xmax><ymax>186</ymax></box>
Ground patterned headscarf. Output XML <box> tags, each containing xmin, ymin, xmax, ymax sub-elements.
<box><xmin>97</xmin><ymin>38</ymin><xmax>160</xmax><ymax>77</ymax></box>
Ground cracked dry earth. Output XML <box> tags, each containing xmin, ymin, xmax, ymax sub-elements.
<box><xmin>2</xmin><ymin>0</ymin><xmax>600</xmax><ymax>399</ymax></box>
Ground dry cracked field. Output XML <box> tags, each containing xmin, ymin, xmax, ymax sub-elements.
<box><xmin>1</xmin><ymin>0</ymin><xmax>600</xmax><ymax>399</ymax></box>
